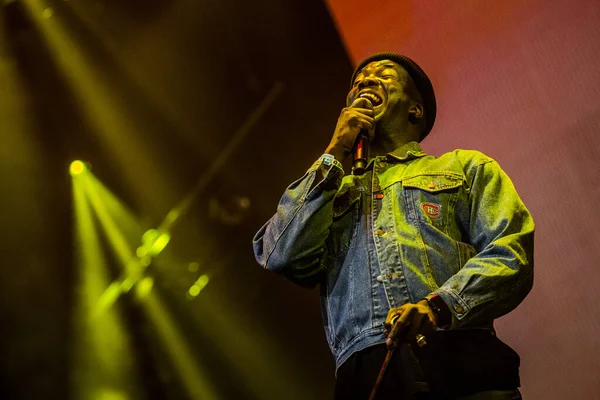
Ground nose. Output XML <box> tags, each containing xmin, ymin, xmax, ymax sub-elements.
<box><xmin>358</xmin><ymin>75</ymin><xmax>379</xmax><ymax>89</ymax></box>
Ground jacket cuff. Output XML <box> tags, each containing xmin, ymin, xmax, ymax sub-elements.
<box><xmin>433</xmin><ymin>289</ymin><xmax>472</xmax><ymax>329</ymax></box>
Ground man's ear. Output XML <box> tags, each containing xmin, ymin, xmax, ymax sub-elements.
<box><xmin>408</xmin><ymin>103</ymin><xmax>424</xmax><ymax>122</ymax></box>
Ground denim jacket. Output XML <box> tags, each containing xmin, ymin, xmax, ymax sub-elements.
<box><xmin>253</xmin><ymin>141</ymin><xmax>534</xmax><ymax>370</ymax></box>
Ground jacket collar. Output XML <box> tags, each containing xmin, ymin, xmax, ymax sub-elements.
<box><xmin>387</xmin><ymin>141</ymin><xmax>427</xmax><ymax>162</ymax></box>
<box><xmin>365</xmin><ymin>141</ymin><xmax>427</xmax><ymax>170</ymax></box>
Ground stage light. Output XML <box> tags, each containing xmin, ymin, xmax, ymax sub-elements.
<box><xmin>187</xmin><ymin>275</ymin><xmax>209</xmax><ymax>298</ymax></box>
<box><xmin>70</xmin><ymin>160</ymin><xmax>86</xmax><ymax>176</ymax></box>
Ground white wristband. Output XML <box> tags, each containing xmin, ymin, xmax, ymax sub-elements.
<box><xmin>319</xmin><ymin>154</ymin><xmax>336</xmax><ymax>166</ymax></box>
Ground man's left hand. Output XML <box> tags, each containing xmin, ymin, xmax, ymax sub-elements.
<box><xmin>384</xmin><ymin>300</ymin><xmax>437</xmax><ymax>347</ymax></box>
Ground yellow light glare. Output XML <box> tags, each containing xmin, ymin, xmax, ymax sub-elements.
<box><xmin>142</xmin><ymin>229</ymin><xmax>158</xmax><ymax>243</ymax></box>
<box><xmin>136</xmin><ymin>246</ymin><xmax>147</xmax><ymax>258</ymax></box>
<box><xmin>196</xmin><ymin>275</ymin><xmax>209</xmax><ymax>287</ymax></box>
<box><xmin>188</xmin><ymin>275</ymin><xmax>210</xmax><ymax>298</ymax></box>
<box><xmin>71</xmin><ymin>178</ymin><xmax>137</xmax><ymax>398</ymax></box>
<box><xmin>188</xmin><ymin>285</ymin><xmax>201</xmax><ymax>297</ymax></box>
<box><xmin>141</xmin><ymin>229</ymin><xmax>171</xmax><ymax>257</ymax></box>
<box><xmin>93</xmin><ymin>281</ymin><xmax>123</xmax><ymax>318</ymax></box>
<box><xmin>83</xmin><ymin>175</ymin><xmax>139</xmax><ymax>276</ymax></box>
<box><xmin>120</xmin><ymin>277</ymin><xmax>135</xmax><ymax>293</ymax></box>
<box><xmin>93</xmin><ymin>388</ymin><xmax>128</xmax><ymax>400</ymax></box>
<box><xmin>140</xmin><ymin>256</ymin><xmax>152</xmax><ymax>267</ymax></box>
<box><xmin>150</xmin><ymin>232</ymin><xmax>171</xmax><ymax>255</ymax></box>
<box><xmin>70</xmin><ymin>160</ymin><xmax>86</xmax><ymax>176</ymax></box>
<box><xmin>136</xmin><ymin>277</ymin><xmax>154</xmax><ymax>298</ymax></box>
<box><xmin>42</xmin><ymin>7</ymin><xmax>53</xmax><ymax>19</ymax></box>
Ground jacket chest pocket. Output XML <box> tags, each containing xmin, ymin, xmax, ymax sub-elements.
<box><xmin>401</xmin><ymin>173</ymin><xmax>463</xmax><ymax>229</ymax></box>
<box><xmin>329</xmin><ymin>189</ymin><xmax>361</xmax><ymax>256</ymax></box>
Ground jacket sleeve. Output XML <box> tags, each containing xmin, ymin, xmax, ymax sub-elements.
<box><xmin>252</xmin><ymin>158</ymin><xmax>344</xmax><ymax>288</ymax></box>
<box><xmin>435</xmin><ymin>155</ymin><xmax>534</xmax><ymax>328</ymax></box>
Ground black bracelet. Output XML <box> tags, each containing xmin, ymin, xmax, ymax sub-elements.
<box><xmin>424</xmin><ymin>294</ymin><xmax>451</xmax><ymax>328</ymax></box>
<box><xmin>425</xmin><ymin>296</ymin><xmax>441</xmax><ymax>316</ymax></box>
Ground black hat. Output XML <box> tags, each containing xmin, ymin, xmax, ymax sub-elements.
<box><xmin>350</xmin><ymin>52</ymin><xmax>436</xmax><ymax>141</ymax></box>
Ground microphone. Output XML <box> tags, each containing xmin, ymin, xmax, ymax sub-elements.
<box><xmin>352</xmin><ymin>98</ymin><xmax>373</xmax><ymax>175</ymax></box>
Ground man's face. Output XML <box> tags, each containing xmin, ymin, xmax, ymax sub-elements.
<box><xmin>347</xmin><ymin>60</ymin><xmax>417</xmax><ymax>124</ymax></box>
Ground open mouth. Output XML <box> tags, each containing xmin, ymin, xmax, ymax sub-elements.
<box><xmin>358</xmin><ymin>92</ymin><xmax>383</xmax><ymax>107</ymax></box>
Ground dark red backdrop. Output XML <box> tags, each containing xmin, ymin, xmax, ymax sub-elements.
<box><xmin>325</xmin><ymin>0</ymin><xmax>600</xmax><ymax>398</ymax></box>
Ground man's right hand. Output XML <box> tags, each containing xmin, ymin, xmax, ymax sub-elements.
<box><xmin>324</xmin><ymin>98</ymin><xmax>375</xmax><ymax>162</ymax></box>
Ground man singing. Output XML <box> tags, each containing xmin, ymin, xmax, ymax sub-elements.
<box><xmin>253</xmin><ymin>52</ymin><xmax>534</xmax><ymax>399</ymax></box>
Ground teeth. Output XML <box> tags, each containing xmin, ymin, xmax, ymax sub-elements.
<box><xmin>359</xmin><ymin>93</ymin><xmax>382</xmax><ymax>105</ymax></box>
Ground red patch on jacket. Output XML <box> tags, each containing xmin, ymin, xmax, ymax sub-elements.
<box><xmin>421</xmin><ymin>203</ymin><xmax>441</xmax><ymax>217</ymax></box>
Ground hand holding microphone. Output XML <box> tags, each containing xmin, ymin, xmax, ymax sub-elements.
<box><xmin>325</xmin><ymin>97</ymin><xmax>375</xmax><ymax>169</ymax></box>
<box><xmin>351</xmin><ymin>97</ymin><xmax>373</xmax><ymax>175</ymax></box>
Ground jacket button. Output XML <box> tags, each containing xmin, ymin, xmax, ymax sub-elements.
<box><xmin>376</xmin><ymin>275</ymin><xmax>383</xmax><ymax>282</ymax></box>
<box><xmin>376</xmin><ymin>229</ymin><xmax>385</xmax><ymax>236</ymax></box>
<box><xmin>453</xmin><ymin>303</ymin><xmax>464</xmax><ymax>313</ymax></box>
